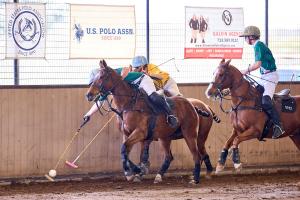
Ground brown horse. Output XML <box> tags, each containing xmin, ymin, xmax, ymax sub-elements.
<box><xmin>86</xmin><ymin>60</ymin><xmax>218</xmax><ymax>184</ymax></box>
<box><xmin>135</xmin><ymin>97</ymin><xmax>220</xmax><ymax>183</ymax></box>
<box><xmin>205</xmin><ymin>59</ymin><xmax>300</xmax><ymax>173</ymax></box>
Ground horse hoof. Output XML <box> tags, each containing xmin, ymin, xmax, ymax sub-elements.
<box><xmin>154</xmin><ymin>174</ymin><xmax>162</xmax><ymax>184</ymax></box>
<box><xmin>133</xmin><ymin>174</ymin><xmax>142</xmax><ymax>182</ymax></box>
<box><xmin>189</xmin><ymin>179</ymin><xmax>199</xmax><ymax>185</ymax></box>
<box><xmin>125</xmin><ymin>175</ymin><xmax>135</xmax><ymax>181</ymax></box>
<box><xmin>234</xmin><ymin>163</ymin><xmax>242</xmax><ymax>171</ymax></box>
<box><xmin>215</xmin><ymin>163</ymin><xmax>225</xmax><ymax>174</ymax></box>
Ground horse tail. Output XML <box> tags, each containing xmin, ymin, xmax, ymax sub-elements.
<box><xmin>208</xmin><ymin>106</ymin><xmax>221</xmax><ymax>123</ymax></box>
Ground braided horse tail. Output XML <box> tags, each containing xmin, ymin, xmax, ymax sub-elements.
<box><xmin>208</xmin><ymin>106</ymin><xmax>221</xmax><ymax>123</ymax></box>
<box><xmin>194</xmin><ymin>105</ymin><xmax>221</xmax><ymax>123</ymax></box>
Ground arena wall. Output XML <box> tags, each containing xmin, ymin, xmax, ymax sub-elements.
<box><xmin>0</xmin><ymin>83</ymin><xmax>299</xmax><ymax>179</ymax></box>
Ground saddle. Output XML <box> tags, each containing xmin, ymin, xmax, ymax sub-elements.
<box><xmin>273</xmin><ymin>89</ymin><xmax>297</xmax><ymax>113</ymax></box>
<box><xmin>259</xmin><ymin>89</ymin><xmax>296</xmax><ymax>141</ymax></box>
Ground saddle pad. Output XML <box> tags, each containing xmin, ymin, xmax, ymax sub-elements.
<box><xmin>281</xmin><ymin>97</ymin><xmax>296</xmax><ymax>113</ymax></box>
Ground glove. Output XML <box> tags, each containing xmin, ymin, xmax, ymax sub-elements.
<box><xmin>83</xmin><ymin>115</ymin><xmax>90</xmax><ymax>122</ymax></box>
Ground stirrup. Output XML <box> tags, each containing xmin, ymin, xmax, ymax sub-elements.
<box><xmin>272</xmin><ymin>125</ymin><xmax>285</xmax><ymax>139</ymax></box>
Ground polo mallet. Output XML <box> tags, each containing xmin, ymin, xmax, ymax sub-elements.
<box><xmin>65</xmin><ymin>114</ymin><xmax>115</xmax><ymax>169</ymax></box>
<box><xmin>44</xmin><ymin>116</ymin><xmax>90</xmax><ymax>181</ymax></box>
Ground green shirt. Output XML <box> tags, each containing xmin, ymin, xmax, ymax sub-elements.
<box><xmin>115</xmin><ymin>68</ymin><xmax>144</xmax><ymax>83</ymax></box>
<box><xmin>254</xmin><ymin>41</ymin><xmax>277</xmax><ymax>74</ymax></box>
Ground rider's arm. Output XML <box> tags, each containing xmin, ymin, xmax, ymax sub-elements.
<box><xmin>84</xmin><ymin>102</ymin><xmax>99</xmax><ymax>118</ymax></box>
<box><xmin>241</xmin><ymin>61</ymin><xmax>261</xmax><ymax>75</ymax></box>
<box><xmin>121</xmin><ymin>67</ymin><xmax>130</xmax><ymax>79</ymax></box>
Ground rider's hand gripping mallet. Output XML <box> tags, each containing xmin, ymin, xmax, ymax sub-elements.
<box><xmin>65</xmin><ymin>114</ymin><xmax>115</xmax><ymax>169</ymax></box>
<box><xmin>44</xmin><ymin>116</ymin><xmax>90</xmax><ymax>181</ymax></box>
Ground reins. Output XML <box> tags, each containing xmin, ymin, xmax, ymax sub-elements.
<box><xmin>93</xmin><ymin>69</ymin><xmax>148</xmax><ymax>119</ymax></box>
<box><xmin>217</xmin><ymin>69</ymin><xmax>262</xmax><ymax>114</ymax></box>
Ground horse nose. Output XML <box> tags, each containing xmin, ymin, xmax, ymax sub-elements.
<box><xmin>86</xmin><ymin>93</ymin><xmax>93</xmax><ymax>101</ymax></box>
<box><xmin>205</xmin><ymin>84</ymin><xmax>213</xmax><ymax>99</ymax></box>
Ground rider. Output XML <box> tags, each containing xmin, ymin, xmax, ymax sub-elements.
<box><xmin>84</xmin><ymin>66</ymin><xmax>178</xmax><ymax>128</ymax></box>
<box><xmin>239</xmin><ymin>25</ymin><xmax>285</xmax><ymax>139</ymax></box>
<box><xmin>131</xmin><ymin>56</ymin><xmax>182</xmax><ymax>97</ymax></box>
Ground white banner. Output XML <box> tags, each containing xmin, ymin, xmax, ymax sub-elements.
<box><xmin>6</xmin><ymin>3</ymin><xmax>46</xmax><ymax>59</ymax></box>
<box><xmin>185</xmin><ymin>7</ymin><xmax>244</xmax><ymax>59</ymax></box>
<box><xmin>70</xmin><ymin>4</ymin><xmax>136</xmax><ymax>59</ymax></box>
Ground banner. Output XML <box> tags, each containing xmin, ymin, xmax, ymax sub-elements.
<box><xmin>6</xmin><ymin>3</ymin><xmax>46</xmax><ymax>59</ymax></box>
<box><xmin>185</xmin><ymin>7</ymin><xmax>244</xmax><ymax>59</ymax></box>
<box><xmin>70</xmin><ymin>4</ymin><xmax>135</xmax><ymax>59</ymax></box>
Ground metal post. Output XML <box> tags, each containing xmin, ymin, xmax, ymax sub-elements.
<box><xmin>265</xmin><ymin>0</ymin><xmax>268</xmax><ymax>46</ymax></box>
<box><xmin>146</xmin><ymin>0</ymin><xmax>150</xmax><ymax>62</ymax></box>
<box><xmin>14</xmin><ymin>0</ymin><xmax>19</xmax><ymax>85</ymax></box>
<box><xmin>14</xmin><ymin>59</ymin><xmax>19</xmax><ymax>85</ymax></box>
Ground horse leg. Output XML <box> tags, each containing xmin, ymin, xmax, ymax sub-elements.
<box><xmin>216</xmin><ymin>128</ymin><xmax>237</xmax><ymax>173</ymax></box>
<box><xmin>197</xmin><ymin>130</ymin><xmax>213</xmax><ymax>178</ymax></box>
<box><xmin>154</xmin><ymin>139</ymin><xmax>173</xmax><ymax>184</ymax></box>
<box><xmin>121</xmin><ymin>129</ymin><xmax>145</xmax><ymax>181</ymax></box>
<box><xmin>139</xmin><ymin>139</ymin><xmax>152</xmax><ymax>175</ymax></box>
<box><xmin>183</xmin><ymin>136</ymin><xmax>201</xmax><ymax>184</ymax></box>
<box><xmin>289</xmin><ymin>133</ymin><xmax>300</xmax><ymax>150</ymax></box>
<box><xmin>231</xmin><ymin>128</ymin><xmax>259</xmax><ymax>171</ymax></box>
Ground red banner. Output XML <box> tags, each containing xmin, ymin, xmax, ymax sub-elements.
<box><xmin>184</xmin><ymin>47</ymin><xmax>243</xmax><ymax>59</ymax></box>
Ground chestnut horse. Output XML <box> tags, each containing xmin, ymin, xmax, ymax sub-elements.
<box><xmin>205</xmin><ymin>59</ymin><xmax>300</xmax><ymax>173</ymax></box>
<box><xmin>134</xmin><ymin>97</ymin><xmax>220</xmax><ymax>183</ymax></box>
<box><xmin>86</xmin><ymin>60</ymin><xmax>218</xmax><ymax>184</ymax></box>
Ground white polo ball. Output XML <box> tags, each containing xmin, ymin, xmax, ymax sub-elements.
<box><xmin>49</xmin><ymin>169</ymin><xmax>57</xmax><ymax>178</ymax></box>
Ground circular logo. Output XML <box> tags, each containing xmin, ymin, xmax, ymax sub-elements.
<box><xmin>222</xmin><ymin>10</ymin><xmax>232</xmax><ymax>26</ymax></box>
<box><xmin>12</xmin><ymin>11</ymin><xmax>42</xmax><ymax>51</ymax></box>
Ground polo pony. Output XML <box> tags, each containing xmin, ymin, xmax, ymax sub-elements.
<box><xmin>205</xmin><ymin>59</ymin><xmax>300</xmax><ymax>173</ymax></box>
<box><xmin>86</xmin><ymin>60</ymin><xmax>219</xmax><ymax>184</ymax></box>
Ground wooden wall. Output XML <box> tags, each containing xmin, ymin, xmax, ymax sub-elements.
<box><xmin>0</xmin><ymin>84</ymin><xmax>299</xmax><ymax>179</ymax></box>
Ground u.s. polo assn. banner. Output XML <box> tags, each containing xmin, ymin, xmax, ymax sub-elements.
<box><xmin>185</xmin><ymin>7</ymin><xmax>244</xmax><ymax>59</ymax></box>
<box><xmin>6</xmin><ymin>3</ymin><xmax>46</xmax><ymax>58</ymax></box>
<box><xmin>70</xmin><ymin>5</ymin><xmax>135</xmax><ymax>59</ymax></box>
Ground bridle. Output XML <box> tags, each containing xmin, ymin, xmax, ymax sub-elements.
<box><xmin>210</xmin><ymin>65</ymin><xmax>259</xmax><ymax>114</ymax></box>
<box><xmin>209</xmin><ymin>64</ymin><xmax>233</xmax><ymax>100</ymax></box>
<box><xmin>90</xmin><ymin>67</ymin><xmax>146</xmax><ymax>119</ymax></box>
<box><xmin>92</xmin><ymin>68</ymin><xmax>121</xmax><ymax>96</ymax></box>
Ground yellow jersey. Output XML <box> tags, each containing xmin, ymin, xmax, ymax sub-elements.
<box><xmin>146</xmin><ymin>64</ymin><xmax>170</xmax><ymax>89</ymax></box>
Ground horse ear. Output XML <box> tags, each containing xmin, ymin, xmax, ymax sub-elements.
<box><xmin>99</xmin><ymin>59</ymin><xmax>108</xmax><ymax>69</ymax></box>
<box><xmin>225</xmin><ymin>59</ymin><xmax>231</xmax><ymax>66</ymax></box>
<box><xmin>220</xmin><ymin>58</ymin><xmax>225</xmax><ymax>64</ymax></box>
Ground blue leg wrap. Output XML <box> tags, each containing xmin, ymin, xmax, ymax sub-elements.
<box><xmin>218</xmin><ymin>149</ymin><xmax>228</xmax><ymax>165</ymax></box>
<box><xmin>203</xmin><ymin>154</ymin><xmax>213</xmax><ymax>172</ymax></box>
<box><xmin>128</xmin><ymin>160</ymin><xmax>141</xmax><ymax>174</ymax></box>
<box><xmin>158</xmin><ymin>158</ymin><xmax>172</xmax><ymax>176</ymax></box>
<box><xmin>232</xmin><ymin>148</ymin><xmax>240</xmax><ymax>164</ymax></box>
<box><xmin>141</xmin><ymin>145</ymin><xmax>150</xmax><ymax>164</ymax></box>
<box><xmin>193</xmin><ymin>162</ymin><xmax>201</xmax><ymax>184</ymax></box>
<box><xmin>120</xmin><ymin>144</ymin><xmax>129</xmax><ymax>171</ymax></box>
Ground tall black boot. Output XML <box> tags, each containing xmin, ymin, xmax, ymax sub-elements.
<box><xmin>190</xmin><ymin>38</ymin><xmax>193</xmax><ymax>43</ymax></box>
<box><xmin>262</xmin><ymin>95</ymin><xmax>285</xmax><ymax>139</ymax></box>
<box><xmin>149</xmin><ymin>92</ymin><xmax>178</xmax><ymax>128</ymax></box>
<box><xmin>194</xmin><ymin>39</ymin><xmax>197</xmax><ymax>43</ymax></box>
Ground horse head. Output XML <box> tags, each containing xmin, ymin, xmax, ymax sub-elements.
<box><xmin>86</xmin><ymin>59</ymin><xmax>121</xmax><ymax>102</ymax></box>
<box><xmin>206</xmin><ymin>59</ymin><xmax>244</xmax><ymax>99</ymax></box>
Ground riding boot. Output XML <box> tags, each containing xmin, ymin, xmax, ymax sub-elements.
<box><xmin>262</xmin><ymin>95</ymin><xmax>285</xmax><ymax>139</ymax></box>
<box><xmin>149</xmin><ymin>92</ymin><xmax>178</xmax><ymax>128</ymax></box>
<box><xmin>190</xmin><ymin>38</ymin><xmax>193</xmax><ymax>43</ymax></box>
<box><xmin>194</xmin><ymin>39</ymin><xmax>197</xmax><ymax>43</ymax></box>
